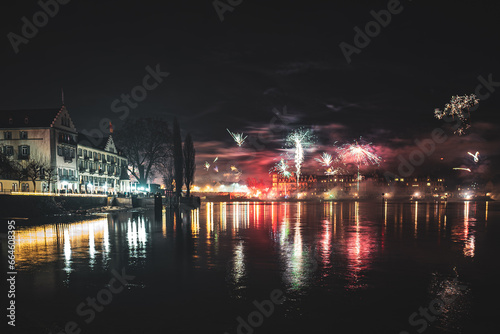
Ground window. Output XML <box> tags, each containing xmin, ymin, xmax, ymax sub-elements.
<box><xmin>70</xmin><ymin>149</ymin><xmax>75</xmax><ymax>158</ymax></box>
<box><xmin>4</xmin><ymin>146</ymin><xmax>13</xmax><ymax>156</ymax></box>
<box><xmin>98</xmin><ymin>153</ymin><xmax>101</xmax><ymax>160</ymax></box>
<box><xmin>83</xmin><ymin>149</ymin><xmax>87</xmax><ymax>157</ymax></box>
<box><xmin>57</xmin><ymin>146</ymin><xmax>62</xmax><ymax>156</ymax></box>
<box><xmin>4</xmin><ymin>131</ymin><xmax>12</xmax><ymax>139</ymax></box>
<box><xmin>20</xmin><ymin>145</ymin><xmax>30</xmax><ymax>156</ymax></box>
<box><xmin>78</xmin><ymin>149</ymin><xmax>82</xmax><ymax>156</ymax></box>
<box><xmin>20</xmin><ymin>131</ymin><xmax>28</xmax><ymax>139</ymax></box>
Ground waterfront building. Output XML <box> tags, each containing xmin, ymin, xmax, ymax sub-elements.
<box><xmin>0</xmin><ymin>106</ymin><xmax>130</xmax><ymax>194</ymax></box>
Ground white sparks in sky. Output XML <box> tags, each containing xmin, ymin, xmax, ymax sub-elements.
<box><xmin>270</xmin><ymin>158</ymin><xmax>292</xmax><ymax>178</ymax></box>
<box><xmin>434</xmin><ymin>94</ymin><xmax>480</xmax><ymax>135</ymax></box>
<box><xmin>315</xmin><ymin>152</ymin><xmax>334</xmax><ymax>167</ymax></box>
<box><xmin>204</xmin><ymin>161</ymin><xmax>210</xmax><ymax>171</ymax></box>
<box><xmin>453</xmin><ymin>167</ymin><xmax>471</xmax><ymax>172</ymax></box>
<box><xmin>467</xmin><ymin>151</ymin><xmax>479</xmax><ymax>163</ymax></box>
<box><xmin>227</xmin><ymin>129</ymin><xmax>248</xmax><ymax>147</ymax></box>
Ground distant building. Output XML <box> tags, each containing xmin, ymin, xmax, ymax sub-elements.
<box><xmin>0</xmin><ymin>106</ymin><xmax>130</xmax><ymax>194</ymax></box>
<box><xmin>271</xmin><ymin>173</ymin><xmax>360</xmax><ymax>197</ymax></box>
<box><xmin>391</xmin><ymin>176</ymin><xmax>445</xmax><ymax>197</ymax></box>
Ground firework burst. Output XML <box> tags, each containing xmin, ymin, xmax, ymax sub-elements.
<box><xmin>337</xmin><ymin>138</ymin><xmax>381</xmax><ymax>191</ymax></box>
<box><xmin>204</xmin><ymin>161</ymin><xmax>210</xmax><ymax>171</ymax></box>
<box><xmin>337</xmin><ymin>139</ymin><xmax>381</xmax><ymax>166</ymax></box>
<box><xmin>270</xmin><ymin>158</ymin><xmax>292</xmax><ymax>178</ymax></box>
<box><xmin>227</xmin><ymin>129</ymin><xmax>248</xmax><ymax>147</ymax></box>
<box><xmin>315</xmin><ymin>152</ymin><xmax>334</xmax><ymax>167</ymax></box>
<box><xmin>285</xmin><ymin>128</ymin><xmax>314</xmax><ymax>182</ymax></box>
<box><xmin>434</xmin><ymin>94</ymin><xmax>479</xmax><ymax>135</ymax></box>
<box><xmin>453</xmin><ymin>167</ymin><xmax>471</xmax><ymax>172</ymax></box>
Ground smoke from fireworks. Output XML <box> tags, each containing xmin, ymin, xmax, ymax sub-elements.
<box><xmin>468</xmin><ymin>151</ymin><xmax>480</xmax><ymax>163</ymax></box>
<box><xmin>271</xmin><ymin>158</ymin><xmax>292</xmax><ymax>178</ymax></box>
<box><xmin>434</xmin><ymin>94</ymin><xmax>480</xmax><ymax>135</ymax></box>
<box><xmin>227</xmin><ymin>129</ymin><xmax>248</xmax><ymax>147</ymax></box>
<box><xmin>285</xmin><ymin>128</ymin><xmax>314</xmax><ymax>180</ymax></box>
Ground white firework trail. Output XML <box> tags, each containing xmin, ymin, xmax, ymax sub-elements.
<box><xmin>285</xmin><ymin>128</ymin><xmax>314</xmax><ymax>182</ymax></box>
<box><xmin>467</xmin><ymin>151</ymin><xmax>479</xmax><ymax>163</ymax></box>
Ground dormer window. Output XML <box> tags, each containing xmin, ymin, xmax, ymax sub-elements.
<box><xmin>8</xmin><ymin>117</ymin><xmax>13</xmax><ymax>125</ymax></box>
<box><xmin>24</xmin><ymin>117</ymin><xmax>29</xmax><ymax>124</ymax></box>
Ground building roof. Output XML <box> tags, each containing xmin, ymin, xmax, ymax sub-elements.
<box><xmin>78</xmin><ymin>133</ymin><xmax>108</xmax><ymax>150</ymax></box>
<box><xmin>78</xmin><ymin>133</ymin><xmax>126</xmax><ymax>157</ymax></box>
<box><xmin>0</xmin><ymin>108</ymin><xmax>61</xmax><ymax>128</ymax></box>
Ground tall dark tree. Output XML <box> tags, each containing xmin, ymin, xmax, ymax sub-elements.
<box><xmin>183</xmin><ymin>133</ymin><xmax>196</xmax><ymax>197</ymax></box>
<box><xmin>160</xmin><ymin>153</ymin><xmax>175</xmax><ymax>192</ymax></box>
<box><xmin>173</xmin><ymin>117</ymin><xmax>184</xmax><ymax>197</ymax></box>
<box><xmin>0</xmin><ymin>152</ymin><xmax>15</xmax><ymax>178</ymax></box>
<box><xmin>114</xmin><ymin>118</ymin><xmax>172</xmax><ymax>186</ymax></box>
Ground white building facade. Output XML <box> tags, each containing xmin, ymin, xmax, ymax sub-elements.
<box><xmin>0</xmin><ymin>106</ymin><xmax>129</xmax><ymax>194</ymax></box>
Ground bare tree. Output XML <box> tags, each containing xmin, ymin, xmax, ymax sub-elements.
<box><xmin>183</xmin><ymin>133</ymin><xmax>196</xmax><ymax>197</ymax></box>
<box><xmin>114</xmin><ymin>118</ymin><xmax>172</xmax><ymax>186</ymax></box>
<box><xmin>173</xmin><ymin>117</ymin><xmax>184</xmax><ymax>197</ymax></box>
<box><xmin>43</xmin><ymin>166</ymin><xmax>58</xmax><ymax>193</ymax></box>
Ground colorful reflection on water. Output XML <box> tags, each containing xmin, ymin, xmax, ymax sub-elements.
<box><xmin>11</xmin><ymin>201</ymin><xmax>494</xmax><ymax>333</ymax></box>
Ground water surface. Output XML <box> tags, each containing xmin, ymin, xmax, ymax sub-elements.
<box><xmin>8</xmin><ymin>201</ymin><xmax>499</xmax><ymax>333</ymax></box>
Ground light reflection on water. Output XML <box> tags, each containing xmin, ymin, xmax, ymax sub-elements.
<box><xmin>12</xmin><ymin>201</ymin><xmax>493</xmax><ymax>332</ymax></box>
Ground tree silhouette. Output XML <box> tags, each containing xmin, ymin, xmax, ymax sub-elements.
<box><xmin>183</xmin><ymin>133</ymin><xmax>195</xmax><ymax>197</ymax></box>
<box><xmin>173</xmin><ymin>117</ymin><xmax>184</xmax><ymax>197</ymax></box>
<box><xmin>114</xmin><ymin>118</ymin><xmax>172</xmax><ymax>186</ymax></box>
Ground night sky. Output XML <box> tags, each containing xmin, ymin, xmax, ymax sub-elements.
<box><xmin>2</xmin><ymin>0</ymin><xmax>500</xmax><ymax>186</ymax></box>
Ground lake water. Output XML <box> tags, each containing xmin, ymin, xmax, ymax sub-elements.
<box><xmin>6</xmin><ymin>201</ymin><xmax>499</xmax><ymax>333</ymax></box>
